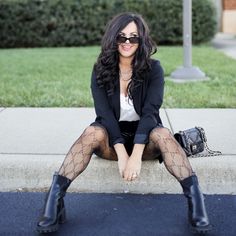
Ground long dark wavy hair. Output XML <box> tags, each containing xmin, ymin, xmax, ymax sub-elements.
<box><xmin>95</xmin><ymin>12</ymin><xmax>157</xmax><ymax>97</ymax></box>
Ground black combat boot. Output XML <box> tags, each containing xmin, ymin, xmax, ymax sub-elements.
<box><xmin>36</xmin><ymin>172</ymin><xmax>71</xmax><ymax>234</ymax></box>
<box><xmin>180</xmin><ymin>175</ymin><xmax>212</xmax><ymax>234</ymax></box>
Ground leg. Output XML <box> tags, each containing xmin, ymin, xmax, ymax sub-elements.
<box><xmin>37</xmin><ymin>125</ymin><xmax>116</xmax><ymax>234</ymax></box>
<box><xmin>143</xmin><ymin>127</ymin><xmax>211</xmax><ymax>233</ymax></box>
<box><xmin>143</xmin><ymin>127</ymin><xmax>193</xmax><ymax>181</ymax></box>
<box><xmin>58</xmin><ymin>125</ymin><xmax>117</xmax><ymax>181</ymax></box>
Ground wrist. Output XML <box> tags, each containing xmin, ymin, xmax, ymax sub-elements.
<box><xmin>130</xmin><ymin>153</ymin><xmax>142</xmax><ymax>160</ymax></box>
<box><xmin>131</xmin><ymin>144</ymin><xmax>145</xmax><ymax>159</ymax></box>
<box><xmin>114</xmin><ymin>143</ymin><xmax>129</xmax><ymax>159</ymax></box>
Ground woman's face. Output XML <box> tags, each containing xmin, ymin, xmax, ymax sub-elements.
<box><xmin>117</xmin><ymin>21</ymin><xmax>139</xmax><ymax>60</ymax></box>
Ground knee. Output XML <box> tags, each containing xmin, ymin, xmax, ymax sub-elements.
<box><xmin>83</xmin><ymin>125</ymin><xmax>107</xmax><ymax>142</ymax></box>
<box><xmin>149</xmin><ymin>127</ymin><xmax>171</xmax><ymax>140</ymax></box>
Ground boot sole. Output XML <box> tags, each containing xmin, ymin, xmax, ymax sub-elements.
<box><xmin>36</xmin><ymin>210</ymin><xmax>66</xmax><ymax>234</ymax></box>
<box><xmin>36</xmin><ymin>224</ymin><xmax>59</xmax><ymax>234</ymax></box>
<box><xmin>191</xmin><ymin>224</ymin><xmax>212</xmax><ymax>234</ymax></box>
<box><xmin>36</xmin><ymin>220</ymin><xmax>66</xmax><ymax>234</ymax></box>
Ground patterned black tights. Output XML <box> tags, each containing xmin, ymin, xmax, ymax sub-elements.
<box><xmin>58</xmin><ymin>125</ymin><xmax>116</xmax><ymax>181</ymax></box>
<box><xmin>147</xmin><ymin>127</ymin><xmax>193</xmax><ymax>181</ymax></box>
<box><xmin>58</xmin><ymin>125</ymin><xmax>193</xmax><ymax>182</ymax></box>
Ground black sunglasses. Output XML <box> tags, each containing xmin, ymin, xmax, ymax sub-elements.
<box><xmin>117</xmin><ymin>35</ymin><xmax>140</xmax><ymax>44</ymax></box>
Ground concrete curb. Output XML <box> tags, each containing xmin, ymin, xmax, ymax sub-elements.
<box><xmin>1</xmin><ymin>154</ymin><xmax>235</xmax><ymax>194</ymax></box>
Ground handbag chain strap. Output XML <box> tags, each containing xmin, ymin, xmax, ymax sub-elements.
<box><xmin>190</xmin><ymin>127</ymin><xmax>222</xmax><ymax>158</ymax></box>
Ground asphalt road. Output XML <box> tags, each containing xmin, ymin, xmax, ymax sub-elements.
<box><xmin>0</xmin><ymin>192</ymin><xmax>235</xmax><ymax>236</ymax></box>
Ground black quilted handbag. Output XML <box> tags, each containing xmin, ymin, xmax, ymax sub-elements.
<box><xmin>174</xmin><ymin>127</ymin><xmax>222</xmax><ymax>157</ymax></box>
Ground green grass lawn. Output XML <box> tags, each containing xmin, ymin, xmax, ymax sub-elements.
<box><xmin>0</xmin><ymin>45</ymin><xmax>236</xmax><ymax>108</ymax></box>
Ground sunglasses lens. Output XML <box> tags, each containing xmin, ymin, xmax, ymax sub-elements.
<box><xmin>129</xmin><ymin>37</ymin><xmax>139</xmax><ymax>44</ymax></box>
<box><xmin>117</xmin><ymin>36</ymin><xmax>126</xmax><ymax>44</ymax></box>
<box><xmin>117</xmin><ymin>36</ymin><xmax>139</xmax><ymax>44</ymax></box>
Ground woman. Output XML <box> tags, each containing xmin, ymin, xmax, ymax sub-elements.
<box><xmin>36</xmin><ymin>12</ymin><xmax>211</xmax><ymax>234</ymax></box>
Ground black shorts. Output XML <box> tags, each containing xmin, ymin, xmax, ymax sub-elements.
<box><xmin>91</xmin><ymin>121</ymin><xmax>163</xmax><ymax>162</ymax></box>
<box><xmin>119</xmin><ymin>121</ymin><xmax>163</xmax><ymax>163</ymax></box>
<box><xmin>119</xmin><ymin>121</ymin><xmax>139</xmax><ymax>156</ymax></box>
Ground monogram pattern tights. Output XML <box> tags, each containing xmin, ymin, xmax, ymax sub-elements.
<box><xmin>58</xmin><ymin>126</ymin><xmax>116</xmax><ymax>181</ymax></box>
<box><xmin>58</xmin><ymin>126</ymin><xmax>193</xmax><ymax>182</ymax></box>
<box><xmin>148</xmin><ymin>127</ymin><xmax>193</xmax><ymax>181</ymax></box>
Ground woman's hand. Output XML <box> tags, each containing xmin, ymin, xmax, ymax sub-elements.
<box><xmin>117</xmin><ymin>154</ymin><xmax>129</xmax><ymax>178</ymax></box>
<box><xmin>124</xmin><ymin>143</ymin><xmax>145</xmax><ymax>181</ymax></box>
<box><xmin>114</xmin><ymin>143</ymin><xmax>129</xmax><ymax>178</ymax></box>
<box><xmin>123</xmin><ymin>154</ymin><xmax>142</xmax><ymax>181</ymax></box>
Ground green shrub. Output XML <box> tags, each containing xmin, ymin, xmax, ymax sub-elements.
<box><xmin>0</xmin><ymin>0</ymin><xmax>217</xmax><ymax>48</ymax></box>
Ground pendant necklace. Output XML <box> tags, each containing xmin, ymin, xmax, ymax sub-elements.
<box><xmin>119</xmin><ymin>69</ymin><xmax>132</xmax><ymax>81</ymax></box>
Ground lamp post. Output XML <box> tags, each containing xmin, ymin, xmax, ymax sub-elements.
<box><xmin>171</xmin><ymin>0</ymin><xmax>206</xmax><ymax>81</ymax></box>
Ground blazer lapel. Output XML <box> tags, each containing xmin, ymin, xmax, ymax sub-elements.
<box><xmin>112</xmin><ymin>78</ymin><xmax>120</xmax><ymax>120</ymax></box>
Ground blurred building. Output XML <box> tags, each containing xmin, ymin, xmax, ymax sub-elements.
<box><xmin>222</xmin><ymin>0</ymin><xmax>236</xmax><ymax>33</ymax></box>
<box><xmin>212</xmin><ymin>0</ymin><xmax>236</xmax><ymax>34</ymax></box>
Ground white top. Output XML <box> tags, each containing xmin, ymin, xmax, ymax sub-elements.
<box><xmin>119</xmin><ymin>94</ymin><xmax>140</xmax><ymax>122</ymax></box>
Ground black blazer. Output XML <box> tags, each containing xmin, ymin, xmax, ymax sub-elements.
<box><xmin>91</xmin><ymin>59</ymin><xmax>164</xmax><ymax>146</ymax></box>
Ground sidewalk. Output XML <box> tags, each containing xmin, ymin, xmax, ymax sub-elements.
<box><xmin>0</xmin><ymin>108</ymin><xmax>235</xmax><ymax>194</ymax></box>
<box><xmin>211</xmin><ymin>32</ymin><xmax>236</xmax><ymax>59</ymax></box>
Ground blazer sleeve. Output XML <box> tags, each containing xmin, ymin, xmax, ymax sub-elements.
<box><xmin>90</xmin><ymin>68</ymin><xmax>124</xmax><ymax>146</ymax></box>
<box><xmin>133</xmin><ymin>60</ymin><xmax>164</xmax><ymax>144</ymax></box>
